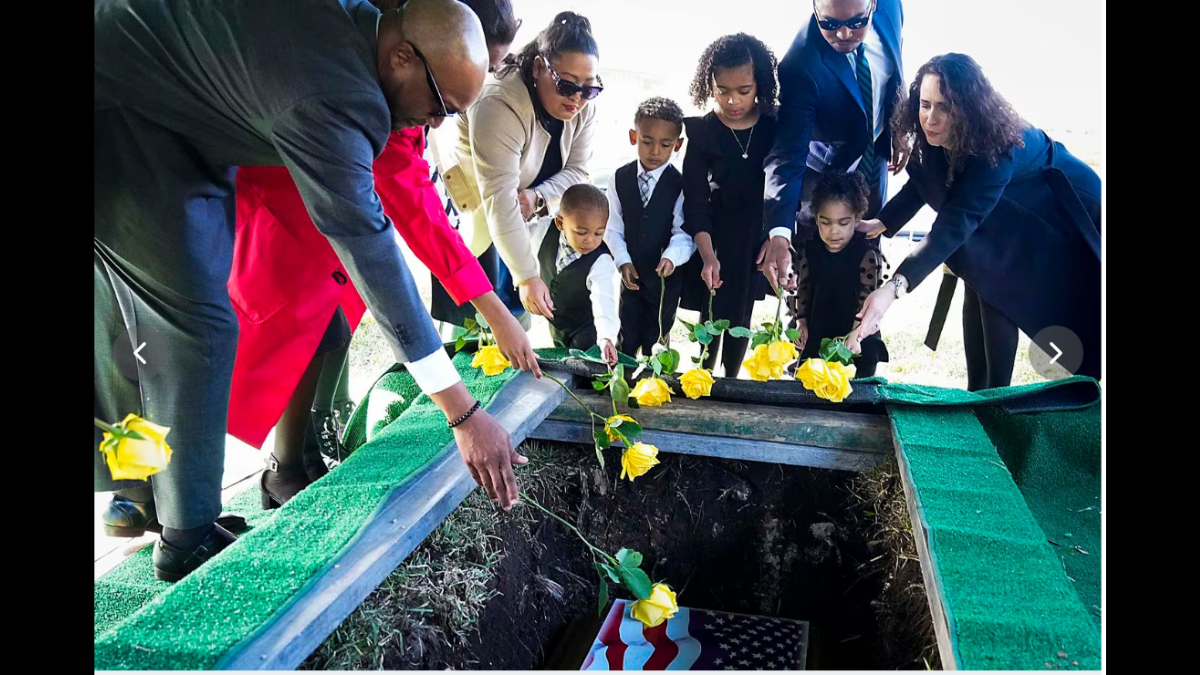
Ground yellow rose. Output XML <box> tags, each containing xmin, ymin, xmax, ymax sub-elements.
<box><xmin>631</xmin><ymin>377</ymin><xmax>673</xmax><ymax>407</ymax></box>
<box><xmin>101</xmin><ymin>414</ymin><xmax>173</xmax><ymax>481</ymax></box>
<box><xmin>470</xmin><ymin>344</ymin><xmax>512</xmax><ymax>376</ymax></box>
<box><xmin>767</xmin><ymin>340</ymin><xmax>799</xmax><ymax>369</ymax></box>
<box><xmin>742</xmin><ymin>344</ymin><xmax>777</xmax><ymax>382</ymax></box>
<box><xmin>796</xmin><ymin>358</ymin><xmax>855</xmax><ymax>402</ymax></box>
<box><xmin>679</xmin><ymin>368</ymin><xmax>714</xmax><ymax>399</ymax></box>
<box><xmin>605</xmin><ymin>414</ymin><xmax>636</xmax><ymax>443</ymax></box>
<box><xmin>629</xmin><ymin>583</ymin><xmax>679</xmax><ymax>628</ymax></box>
<box><xmin>620</xmin><ymin>442</ymin><xmax>660</xmax><ymax>481</ymax></box>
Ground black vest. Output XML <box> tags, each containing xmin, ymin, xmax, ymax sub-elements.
<box><xmin>615</xmin><ymin>161</ymin><xmax>684</xmax><ymax>279</ymax></box>
<box><xmin>538</xmin><ymin>227</ymin><xmax>611</xmax><ymax>343</ymax></box>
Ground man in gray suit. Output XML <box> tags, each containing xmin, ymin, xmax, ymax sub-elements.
<box><xmin>94</xmin><ymin>0</ymin><xmax>523</xmax><ymax>582</ymax></box>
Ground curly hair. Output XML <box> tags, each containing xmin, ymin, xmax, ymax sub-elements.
<box><xmin>811</xmin><ymin>171</ymin><xmax>869</xmax><ymax>218</ymax></box>
<box><xmin>560</xmin><ymin>183</ymin><xmax>609</xmax><ymax>219</ymax></box>
<box><xmin>891</xmin><ymin>53</ymin><xmax>1026</xmax><ymax>182</ymax></box>
<box><xmin>634</xmin><ymin>96</ymin><xmax>685</xmax><ymax>135</ymax></box>
<box><xmin>689</xmin><ymin>33</ymin><xmax>778</xmax><ymax>118</ymax></box>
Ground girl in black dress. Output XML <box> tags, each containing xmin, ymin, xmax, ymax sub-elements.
<box><xmin>786</xmin><ymin>171</ymin><xmax>888</xmax><ymax>376</ymax></box>
<box><xmin>680</xmin><ymin>33</ymin><xmax>779</xmax><ymax>377</ymax></box>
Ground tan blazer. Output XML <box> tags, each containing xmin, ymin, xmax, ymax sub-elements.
<box><xmin>450</xmin><ymin>69</ymin><xmax>597</xmax><ymax>285</ymax></box>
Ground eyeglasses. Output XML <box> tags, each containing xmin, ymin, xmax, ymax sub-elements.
<box><xmin>411</xmin><ymin>43</ymin><xmax>457</xmax><ymax>118</ymax></box>
<box><xmin>813</xmin><ymin>1</ymin><xmax>874</xmax><ymax>31</ymax></box>
<box><xmin>540</xmin><ymin>55</ymin><xmax>604</xmax><ymax>101</ymax></box>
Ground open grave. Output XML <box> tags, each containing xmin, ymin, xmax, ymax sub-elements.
<box><xmin>93</xmin><ymin>348</ymin><xmax>1101</xmax><ymax>670</ymax></box>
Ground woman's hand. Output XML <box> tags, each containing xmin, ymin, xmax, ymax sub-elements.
<box><xmin>856</xmin><ymin>286</ymin><xmax>896</xmax><ymax>339</ymax></box>
<box><xmin>518</xmin><ymin>276</ymin><xmax>555</xmax><ymax>319</ymax></box>
<box><xmin>845</xmin><ymin>324</ymin><xmax>863</xmax><ymax>354</ymax></box>
<box><xmin>756</xmin><ymin>235</ymin><xmax>796</xmax><ymax>292</ymax></box>
<box><xmin>857</xmin><ymin>218</ymin><xmax>887</xmax><ymax>239</ymax></box>
<box><xmin>701</xmin><ymin>254</ymin><xmax>722</xmax><ymax>294</ymax></box>
<box><xmin>517</xmin><ymin>188</ymin><xmax>537</xmax><ymax>221</ymax></box>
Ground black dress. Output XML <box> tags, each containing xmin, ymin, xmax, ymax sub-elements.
<box><xmin>786</xmin><ymin>232</ymin><xmax>889</xmax><ymax>377</ymax></box>
<box><xmin>680</xmin><ymin>111</ymin><xmax>777</xmax><ymax>376</ymax></box>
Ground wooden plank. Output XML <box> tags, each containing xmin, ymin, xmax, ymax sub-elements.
<box><xmin>216</xmin><ymin>370</ymin><xmax>568</xmax><ymax>671</ymax></box>
<box><xmin>528</xmin><ymin>420</ymin><xmax>885</xmax><ymax>472</ymax></box>
<box><xmin>891</xmin><ymin>426</ymin><xmax>960</xmax><ymax>670</ymax></box>
<box><xmin>546</xmin><ymin>395</ymin><xmax>892</xmax><ymax>455</ymax></box>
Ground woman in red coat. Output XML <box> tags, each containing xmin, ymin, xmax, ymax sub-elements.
<box><xmin>229</xmin><ymin>0</ymin><xmax>527</xmax><ymax>508</ymax></box>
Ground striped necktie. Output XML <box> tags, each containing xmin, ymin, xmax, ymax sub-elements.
<box><xmin>856</xmin><ymin>43</ymin><xmax>877</xmax><ymax>193</ymax></box>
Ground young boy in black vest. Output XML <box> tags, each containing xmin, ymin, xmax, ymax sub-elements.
<box><xmin>603</xmin><ymin>97</ymin><xmax>695</xmax><ymax>358</ymax></box>
<box><xmin>530</xmin><ymin>183</ymin><xmax>620</xmax><ymax>365</ymax></box>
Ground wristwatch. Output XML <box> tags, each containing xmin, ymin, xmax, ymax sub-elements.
<box><xmin>891</xmin><ymin>274</ymin><xmax>908</xmax><ymax>299</ymax></box>
<box><xmin>533</xmin><ymin>190</ymin><xmax>546</xmax><ymax>213</ymax></box>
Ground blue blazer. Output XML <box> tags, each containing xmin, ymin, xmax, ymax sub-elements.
<box><xmin>763</xmin><ymin>0</ymin><xmax>904</xmax><ymax>233</ymax></box>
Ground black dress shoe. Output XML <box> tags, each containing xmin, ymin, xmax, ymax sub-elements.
<box><xmin>152</xmin><ymin>523</ymin><xmax>237</xmax><ymax>582</ymax></box>
<box><xmin>260</xmin><ymin>454</ymin><xmax>313</xmax><ymax>510</ymax></box>
<box><xmin>102</xmin><ymin>495</ymin><xmax>248</xmax><ymax>538</ymax></box>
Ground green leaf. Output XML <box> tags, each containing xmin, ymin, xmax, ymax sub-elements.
<box><xmin>474</xmin><ymin>312</ymin><xmax>490</xmax><ymax>330</ymax></box>
<box><xmin>597</xmin><ymin>575</ymin><xmax>609</xmax><ymax>616</ymax></box>
<box><xmin>455</xmin><ymin>336</ymin><xmax>467</xmax><ymax>352</ymax></box>
<box><xmin>619</xmin><ymin>419</ymin><xmax>643</xmax><ymax>441</ymax></box>
<box><xmin>595</xmin><ymin>444</ymin><xmax>606</xmax><ymax>468</ymax></box>
<box><xmin>612</xmin><ymin>376</ymin><xmax>632</xmax><ymax>409</ymax></box>
<box><xmin>597</xmin><ymin>561</ymin><xmax>621</xmax><ymax>584</ymax></box>
<box><xmin>703</xmin><ymin>321</ymin><xmax>722</xmax><ymax>336</ymax></box>
<box><xmin>679</xmin><ymin>319</ymin><xmax>696</xmax><ymax>331</ymax></box>
<box><xmin>627</xmin><ymin>398</ymin><xmax>640</xmax><ymax>410</ymax></box>
<box><xmin>659</xmin><ymin>349</ymin><xmax>680</xmax><ymax>374</ymax></box>
<box><xmin>728</xmin><ymin>326</ymin><xmax>754</xmax><ymax>338</ymax></box>
<box><xmin>594</xmin><ymin>426</ymin><xmax>611</xmax><ymax>450</ymax></box>
<box><xmin>651</xmin><ymin>358</ymin><xmax>662</xmax><ymax>376</ymax></box>
<box><xmin>592</xmin><ymin>380</ymin><xmax>607</xmax><ymax>391</ymax></box>
<box><xmin>784</xmin><ymin>329</ymin><xmax>802</xmax><ymax>342</ymax></box>
<box><xmin>615</xmin><ymin>548</ymin><xmax>644</xmax><ymax>568</ymax></box>
<box><xmin>464</xmin><ymin>317</ymin><xmax>477</xmax><ymax>331</ymax></box>
<box><xmin>714</xmin><ymin>319</ymin><xmax>731</xmax><ymax>331</ymax></box>
<box><xmin>693</xmin><ymin>324</ymin><xmax>713</xmax><ymax>345</ymax></box>
<box><xmin>751</xmin><ymin>333</ymin><xmax>771</xmax><ymax>349</ymax></box>
<box><xmin>691</xmin><ymin>355</ymin><xmax>702</xmax><ymax>364</ymax></box>
<box><xmin>617</xmin><ymin>564</ymin><xmax>654</xmax><ymax>600</ymax></box>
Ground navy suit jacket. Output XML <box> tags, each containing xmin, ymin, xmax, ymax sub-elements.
<box><xmin>763</xmin><ymin>0</ymin><xmax>904</xmax><ymax>234</ymax></box>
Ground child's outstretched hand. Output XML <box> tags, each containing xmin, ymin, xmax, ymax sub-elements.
<box><xmin>793</xmin><ymin>318</ymin><xmax>808</xmax><ymax>352</ymax></box>
<box><xmin>620</xmin><ymin>263</ymin><xmax>641</xmax><ymax>291</ymax></box>
<box><xmin>600</xmin><ymin>339</ymin><xmax>619</xmax><ymax>366</ymax></box>
<box><xmin>655</xmin><ymin>258</ymin><xmax>675</xmax><ymax>277</ymax></box>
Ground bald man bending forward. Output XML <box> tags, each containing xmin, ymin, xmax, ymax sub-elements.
<box><xmin>93</xmin><ymin>0</ymin><xmax>524</xmax><ymax>582</ymax></box>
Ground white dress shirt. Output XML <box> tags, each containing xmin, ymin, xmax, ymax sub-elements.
<box><xmin>604</xmin><ymin>162</ymin><xmax>696</xmax><ymax>269</ymax></box>
<box><xmin>530</xmin><ymin>217</ymin><xmax>621</xmax><ymax>348</ymax></box>
<box><xmin>768</xmin><ymin>22</ymin><xmax>896</xmax><ymax>244</ymax></box>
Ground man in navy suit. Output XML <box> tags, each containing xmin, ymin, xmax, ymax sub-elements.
<box><xmin>758</xmin><ymin>0</ymin><xmax>904</xmax><ymax>291</ymax></box>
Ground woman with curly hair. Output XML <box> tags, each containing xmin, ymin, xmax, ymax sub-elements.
<box><xmin>679</xmin><ymin>33</ymin><xmax>779</xmax><ymax>377</ymax></box>
<box><xmin>853</xmin><ymin>53</ymin><xmax>1101</xmax><ymax>388</ymax></box>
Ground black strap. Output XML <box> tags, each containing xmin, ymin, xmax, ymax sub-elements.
<box><xmin>924</xmin><ymin>268</ymin><xmax>958</xmax><ymax>351</ymax></box>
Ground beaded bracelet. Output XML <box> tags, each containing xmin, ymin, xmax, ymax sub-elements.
<box><xmin>447</xmin><ymin>400</ymin><xmax>482</xmax><ymax>428</ymax></box>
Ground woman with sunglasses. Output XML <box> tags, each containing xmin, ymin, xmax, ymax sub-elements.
<box><xmin>451</xmin><ymin>11</ymin><xmax>602</xmax><ymax>325</ymax></box>
<box><xmin>850</xmin><ymin>53</ymin><xmax>1102</xmax><ymax>388</ymax></box>
<box><xmin>218</xmin><ymin>0</ymin><xmax>534</xmax><ymax>512</ymax></box>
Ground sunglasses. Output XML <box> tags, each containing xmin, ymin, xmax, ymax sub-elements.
<box><xmin>813</xmin><ymin>1</ymin><xmax>874</xmax><ymax>31</ymax></box>
<box><xmin>411</xmin><ymin>43</ymin><xmax>457</xmax><ymax>118</ymax></box>
<box><xmin>540</xmin><ymin>55</ymin><xmax>604</xmax><ymax>101</ymax></box>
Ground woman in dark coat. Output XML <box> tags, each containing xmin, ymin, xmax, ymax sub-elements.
<box><xmin>853</xmin><ymin>53</ymin><xmax>1100</xmax><ymax>389</ymax></box>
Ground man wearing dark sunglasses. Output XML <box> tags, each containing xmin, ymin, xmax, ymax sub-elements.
<box><xmin>760</xmin><ymin>0</ymin><xmax>904</xmax><ymax>293</ymax></box>
<box><xmin>95</xmin><ymin>0</ymin><xmax>532</xmax><ymax>583</ymax></box>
